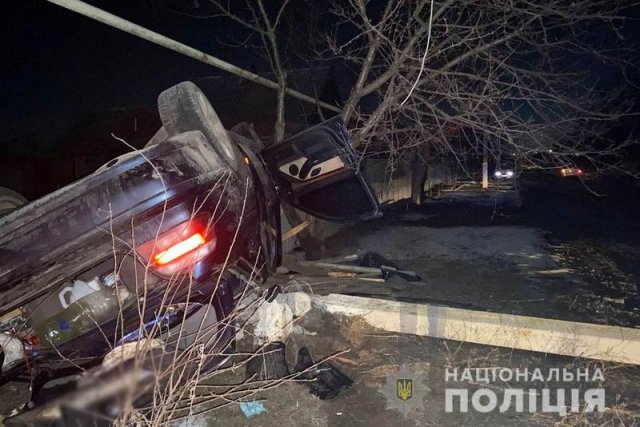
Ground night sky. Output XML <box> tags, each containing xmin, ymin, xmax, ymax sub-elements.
<box><xmin>1</xmin><ymin>0</ymin><xmax>260</xmax><ymax>149</ymax></box>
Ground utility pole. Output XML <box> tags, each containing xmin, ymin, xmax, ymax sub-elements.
<box><xmin>46</xmin><ymin>0</ymin><xmax>342</xmax><ymax>114</ymax></box>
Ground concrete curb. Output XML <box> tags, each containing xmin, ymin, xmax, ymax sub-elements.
<box><xmin>309</xmin><ymin>293</ymin><xmax>640</xmax><ymax>365</ymax></box>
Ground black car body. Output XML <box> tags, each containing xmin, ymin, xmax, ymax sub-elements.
<box><xmin>0</xmin><ymin>82</ymin><xmax>380</xmax><ymax>391</ymax></box>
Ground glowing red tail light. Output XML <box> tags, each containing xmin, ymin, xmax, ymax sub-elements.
<box><xmin>154</xmin><ymin>232</ymin><xmax>206</xmax><ymax>265</ymax></box>
<box><xmin>137</xmin><ymin>218</ymin><xmax>215</xmax><ymax>275</ymax></box>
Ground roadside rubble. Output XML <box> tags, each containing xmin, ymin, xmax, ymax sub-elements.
<box><xmin>205</xmin><ymin>288</ymin><xmax>640</xmax><ymax>426</ymax></box>
<box><xmin>237</xmin><ymin>250</ymin><xmax>426</xmax><ymax>355</ymax></box>
<box><xmin>238</xmin><ymin>247</ymin><xmax>640</xmax><ymax>384</ymax></box>
<box><xmin>238</xmin><ymin>401</ymin><xmax>266</xmax><ymax>418</ymax></box>
<box><xmin>293</xmin><ymin>346</ymin><xmax>353</xmax><ymax>400</ymax></box>
<box><xmin>246</xmin><ymin>290</ymin><xmax>640</xmax><ymax>366</ymax></box>
<box><xmin>231</xmin><ymin>243</ymin><xmax>640</xmax><ymax>424</ymax></box>
<box><xmin>237</xmin><ymin>290</ymin><xmax>355</xmax><ymax>408</ymax></box>
<box><xmin>240</xmin><ymin>290</ymin><xmax>311</xmax><ymax>342</ymax></box>
<box><xmin>3</xmin><ymin>281</ymin><xmax>640</xmax><ymax>425</ymax></box>
<box><xmin>281</xmin><ymin>251</ymin><xmax>422</xmax><ymax>283</ymax></box>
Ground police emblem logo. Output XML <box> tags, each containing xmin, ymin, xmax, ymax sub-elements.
<box><xmin>380</xmin><ymin>364</ymin><xmax>429</xmax><ymax>417</ymax></box>
<box><xmin>397</xmin><ymin>379</ymin><xmax>413</xmax><ymax>401</ymax></box>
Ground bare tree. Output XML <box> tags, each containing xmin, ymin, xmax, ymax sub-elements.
<box><xmin>157</xmin><ymin>0</ymin><xmax>638</xmax><ymax>205</ymax></box>
<box><xmin>323</xmin><ymin>0</ymin><xmax>638</xmax><ymax>185</ymax></box>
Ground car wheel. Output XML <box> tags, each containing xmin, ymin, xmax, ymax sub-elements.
<box><xmin>0</xmin><ymin>187</ymin><xmax>27</xmax><ymax>217</ymax></box>
<box><xmin>157</xmin><ymin>81</ymin><xmax>240</xmax><ymax>170</ymax></box>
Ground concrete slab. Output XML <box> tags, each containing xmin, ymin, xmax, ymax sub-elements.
<box><xmin>310</xmin><ymin>293</ymin><xmax>640</xmax><ymax>365</ymax></box>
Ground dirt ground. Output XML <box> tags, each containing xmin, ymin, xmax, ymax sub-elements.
<box><xmin>313</xmin><ymin>217</ymin><xmax>640</xmax><ymax>327</ymax></box>
<box><xmin>187</xmin><ymin>309</ymin><xmax>640</xmax><ymax>426</ymax></box>
<box><xmin>308</xmin><ymin>176</ymin><xmax>640</xmax><ymax>328</ymax></box>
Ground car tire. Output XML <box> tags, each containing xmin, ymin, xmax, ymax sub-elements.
<box><xmin>0</xmin><ymin>187</ymin><xmax>27</xmax><ymax>216</ymax></box>
<box><xmin>157</xmin><ymin>81</ymin><xmax>240</xmax><ymax>170</ymax></box>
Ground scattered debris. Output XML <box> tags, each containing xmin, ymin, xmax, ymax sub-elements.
<box><xmin>327</xmin><ymin>272</ymin><xmax>386</xmax><ymax>283</ymax></box>
<box><xmin>328</xmin><ymin>271</ymin><xmax>357</xmax><ymax>278</ymax></box>
<box><xmin>380</xmin><ymin>265</ymin><xmax>421</xmax><ymax>282</ymax></box>
<box><xmin>250</xmin><ymin>299</ymin><xmax>294</xmax><ymax>343</ymax></box>
<box><xmin>317</xmin><ymin>254</ymin><xmax>359</xmax><ymax>264</ymax></box>
<box><xmin>357</xmin><ymin>277</ymin><xmax>386</xmax><ymax>283</ymax></box>
<box><xmin>297</xmin><ymin>261</ymin><xmax>381</xmax><ymax>275</ymax></box>
<box><xmin>279</xmin><ymin>292</ymin><xmax>311</xmax><ymax>317</ymax></box>
<box><xmin>357</xmin><ymin>251</ymin><xmax>422</xmax><ymax>281</ymax></box>
<box><xmin>604</xmin><ymin>296</ymin><xmax>626</xmax><ymax>305</ymax></box>
<box><xmin>283</xmin><ymin>251</ymin><xmax>421</xmax><ymax>284</ymax></box>
<box><xmin>294</xmin><ymin>346</ymin><xmax>353</xmax><ymax>400</ymax></box>
<box><xmin>358</xmin><ymin>252</ymin><xmax>399</xmax><ymax>270</ymax></box>
<box><xmin>238</xmin><ymin>401</ymin><xmax>267</xmax><ymax>418</ymax></box>
<box><xmin>281</xmin><ymin>219</ymin><xmax>313</xmax><ymax>242</ymax></box>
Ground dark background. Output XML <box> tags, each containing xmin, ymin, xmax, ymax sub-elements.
<box><xmin>1</xmin><ymin>0</ymin><xmax>247</xmax><ymax>150</ymax></box>
<box><xmin>1</xmin><ymin>1</ymin><xmax>639</xmax><ymax>200</ymax></box>
<box><xmin>3</xmin><ymin>1</ymin><xmax>640</xmax><ymax>149</ymax></box>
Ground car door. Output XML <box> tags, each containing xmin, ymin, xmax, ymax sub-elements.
<box><xmin>260</xmin><ymin>117</ymin><xmax>381</xmax><ymax>221</ymax></box>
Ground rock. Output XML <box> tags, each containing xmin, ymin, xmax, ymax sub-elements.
<box><xmin>280</xmin><ymin>292</ymin><xmax>311</xmax><ymax>317</ymax></box>
<box><xmin>250</xmin><ymin>299</ymin><xmax>294</xmax><ymax>343</ymax></box>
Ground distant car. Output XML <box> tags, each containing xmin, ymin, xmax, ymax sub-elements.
<box><xmin>559</xmin><ymin>167</ymin><xmax>583</xmax><ymax>177</ymax></box>
<box><xmin>494</xmin><ymin>169</ymin><xmax>515</xmax><ymax>179</ymax></box>
<box><xmin>0</xmin><ymin>82</ymin><xmax>380</xmax><ymax>412</ymax></box>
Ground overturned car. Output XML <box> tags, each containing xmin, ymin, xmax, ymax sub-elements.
<box><xmin>0</xmin><ymin>82</ymin><xmax>379</xmax><ymax>417</ymax></box>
